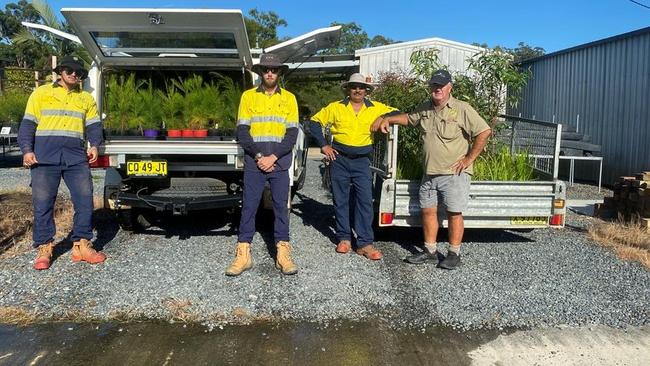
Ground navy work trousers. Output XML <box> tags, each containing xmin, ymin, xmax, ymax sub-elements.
<box><xmin>238</xmin><ymin>168</ymin><xmax>290</xmax><ymax>244</ymax></box>
<box><xmin>330</xmin><ymin>155</ymin><xmax>373</xmax><ymax>248</ymax></box>
<box><xmin>30</xmin><ymin>161</ymin><xmax>94</xmax><ymax>247</ymax></box>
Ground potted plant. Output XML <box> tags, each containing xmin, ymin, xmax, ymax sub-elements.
<box><xmin>137</xmin><ymin>83</ymin><xmax>162</xmax><ymax>138</ymax></box>
<box><xmin>159</xmin><ymin>82</ymin><xmax>185</xmax><ymax>138</ymax></box>
<box><xmin>105</xmin><ymin>74</ymin><xmax>141</xmax><ymax>136</ymax></box>
<box><xmin>214</xmin><ymin>77</ymin><xmax>241</xmax><ymax>139</ymax></box>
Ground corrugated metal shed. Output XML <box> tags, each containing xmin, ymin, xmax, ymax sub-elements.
<box><xmin>510</xmin><ymin>26</ymin><xmax>650</xmax><ymax>185</ymax></box>
<box><xmin>355</xmin><ymin>37</ymin><xmax>483</xmax><ymax>81</ymax></box>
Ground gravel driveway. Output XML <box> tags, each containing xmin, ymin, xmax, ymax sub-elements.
<box><xmin>0</xmin><ymin>158</ymin><xmax>648</xmax><ymax>331</ymax></box>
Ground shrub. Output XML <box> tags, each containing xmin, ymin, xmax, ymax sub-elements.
<box><xmin>0</xmin><ymin>91</ymin><xmax>30</xmax><ymax>124</ymax></box>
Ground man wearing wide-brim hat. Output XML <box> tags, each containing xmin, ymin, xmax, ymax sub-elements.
<box><xmin>17</xmin><ymin>55</ymin><xmax>106</xmax><ymax>270</ymax></box>
<box><xmin>373</xmin><ymin>69</ymin><xmax>492</xmax><ymax>270</ymax></box>
<box><xmin>310</xmin><ymin>73</ymin><xmax>401</xmax><ymax>260</ymax></box>
<box><xmin>226</xmin><ymin>53</ymin><xmax>299</xmax><ymax>276</ymax></box>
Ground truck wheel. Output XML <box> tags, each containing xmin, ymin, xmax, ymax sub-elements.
<box><xmin>116</xmin><ymin>209</ymin><xmax>135</xmax><ymax>231</ymax></box>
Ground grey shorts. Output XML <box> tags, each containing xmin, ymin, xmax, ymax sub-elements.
<box><xmin>419</xmin><ymin>173</ymin><xmax>471</xmax><ymax>213</ymax></box>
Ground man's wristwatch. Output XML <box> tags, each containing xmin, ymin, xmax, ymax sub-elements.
<box><xmin>254</xmin><ymin>152</ymin><xmax>263</xmax><ymax>161</ymax></box>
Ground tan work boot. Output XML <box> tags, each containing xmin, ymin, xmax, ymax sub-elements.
<box><xmin>33</xmin><ymin>241</ymin><xmax>55</xmax><ymax>270</ymax></box>
<box><xmin>225</xmin><ymin>242</ymin><xmax>253</xmax><ymax>276</ymax></box>
<box><xmin>275</xmin><ymin>241</ymin><xmax>298</xmax><ymax>275</ymax></box>
<box><xmin>71</xmin><ymin>239</ymin><xmax>106</xmax><ymax>264</ymax></box>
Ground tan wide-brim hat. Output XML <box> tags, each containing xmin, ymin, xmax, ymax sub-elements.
<box><xmin>341</xmin><ymin>73</ymin><xmax>374</xmax><ymax>92</ymax></box>
<box><xmin>251</xmin><ymin>53</ymin><xmax>289</xmax><ymax>75</ymax></box>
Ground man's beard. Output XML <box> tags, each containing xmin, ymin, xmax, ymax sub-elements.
<box><xmin>262</xmin><ymin>78</ymin><xmax>278</xmax><ymax>89</ymax></box>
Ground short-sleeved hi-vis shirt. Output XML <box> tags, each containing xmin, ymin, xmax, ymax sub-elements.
<box><xmin>18</xmin><ymin>82</ymin><xmax>103</xmax><ymax>165</ymax></box>
<box><xmin>407</xmin><ymin>96</ymin><xmax>490</xmax><ymax>175</ymax></box>
<box><xmin>311</xmin><ymin>97</ymin><xmax>397</xmax><ymax>148</ymax></box>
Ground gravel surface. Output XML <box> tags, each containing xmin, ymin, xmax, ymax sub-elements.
<box><xmin>0</xmin><ymin>158</ymin><xmax>648</xmax><ymax>331</ymax></box>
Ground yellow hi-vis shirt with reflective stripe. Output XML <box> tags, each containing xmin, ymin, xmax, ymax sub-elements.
<box><xmin>25</xmin><ymin>83</ymin><xmax>100</xmax><ymax>140</ymax></box>
<box><xmin>237</xmin><ymin>87</ymin><xmax>299</xmax><ymax>143</ymax></box>
<box><xmin>311</xmin><ymin>98</ymin><xmax>397</xmax><ymax>147</ymax></box>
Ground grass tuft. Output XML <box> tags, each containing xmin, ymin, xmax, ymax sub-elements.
<box><xmin>588</xmin><ymin>217</ymin><xmax>650</xmax><ymax>270</ymax></box>
<box><xmin>0</xmin><ymin>306</ymin><xmax>38</xmax><ymax>325</ymax></box>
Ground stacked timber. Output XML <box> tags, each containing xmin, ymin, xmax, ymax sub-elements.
<box><xmin>595</xmin><ymin>172</ymin><xmax>650</xmax><ymax>228</ymax></box>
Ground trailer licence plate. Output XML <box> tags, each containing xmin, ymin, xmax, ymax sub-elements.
<box><xmin>511</xmin><ymin>216</ymin><xmax>548</xmax><ymax>225</ymax></box>
<box><xmin>126</xmin><ymin>160</ymin><xmax>167</xmax><ymax>177</ymax></box>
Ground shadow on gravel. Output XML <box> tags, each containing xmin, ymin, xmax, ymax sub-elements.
<box><xmin>375</xmin><ymin>226</ymin><xmax>537</xmax><ymax>256</ymax></box>
<box><xmin>292</xmin><ymin>192</ymin><xmax>337</xmax><ymax>246</ymax></box>
<box><xmin>0</xmin><ymin>154</ymin><xmax>21</xmax><ymax>168</ymax></box>
<box><xmin>564</xmin><ymin>223</ymin><xmax>589</xmax><ymax>234</ymax></box>
<box><xmin>149</xmin><ymin>210</ymin><xmax>238</xmax><ymax>240</ymax></box>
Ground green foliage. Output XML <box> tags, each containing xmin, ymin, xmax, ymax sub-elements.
<box><xmin>173</xmin><ymin>75</ymin><xmax>210</xmax><ymax>129</ymax></box>
<box><xmin>506</xmin><ymin>42</ymin><xmax>545</xmax><ymax>63</ymax></box>
<box><xmin>9</xmin><ymin>0</ymin><xmax>89</xmax><ymax>65</ymax></box>
<box><xmin>104</xmin><ymin>73</ymin><xmax>242</xmax><ymax>134</ymax></box>
<box><xmin>1</xmin><ymin>1</ymin><xmax>51</xmax><ymax>68</ymax></box>
<box><xmin>158</xmin><ymin>81</ymin><xmax>185</xmax><ymax>130</ymax></box>
<box><xmin>2</xmin><ymin>67</ymin><xmax>44</xmax><ymax>92</ymax></box>
<box><xmin>372</xmin><ymin>72</ymin><xmax>429</xmax><ymax>180</ymax></box>
<box><xmin>473</xmin><ymin>144</ymin><xmax>535</xmax><ymax>181</ymax></box>
<box><xmin>244</xmin><ymin>8</ymin><xmax>288</xmax><ymax>48</ymax></box>
<box><xmin>0</xmin><ymin>89</ymin><xmax>29</xmax><ymax>123</ymax></box>
<box><xmin>459</xmin><ymin>47</ymin><xmax>530</xmax><ymax>126</ymax></box>
<box><xmin>323</xmin><ymin>22</ymin><xmax>397</xmax><ymax>54</ymax></box>
<box><xmin>213</xmin><ymin>75</ymin><xmax>242</xmax><ymax>131</ymax></box>
<box><xmin>285</xmin><ymin>78</ymin><xmax>342</xmax><ymax>119</ymax></box>
<box><xmin>409</xmin><ymin>48</ymin><xmax>443</xmax><ymax>81</ymax></box>
<box><xmin>104</xmin><ymin>73</ymin><xmax>142</xmax><ymax>133</ymax></box>
<box><xmin>135</xmin><ymin>81</ymin><xmax>162</xmax><ymax>131</ymax></box>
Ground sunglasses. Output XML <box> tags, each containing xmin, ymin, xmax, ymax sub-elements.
<box><xmin>348</xmin><ymin>84</ymin><xmax>367</xmax><ymax>91</ymax></box>
<box><xmin>262</xmin><ymin>67</ymin><xmax>280</xmax><ymax>74</ymax></box>
<box><xmin>60</xmin><ymin>66</ymin><xmax>87</xmax><ymax>79</ymax></box>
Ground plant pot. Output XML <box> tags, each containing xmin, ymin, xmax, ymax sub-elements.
<box><xmin>167</xmin><ymin>129</ymin><xmax>182</xmax><ymax>138</ymax></box>
<box><xmin>143</xmin><ymin>129</ymin><xmax>159</xmax><ymax>138</ymax></box>
<box><xmin>181</xmin><ymin>129</ymin><xmax>194</xmax><ymax>137</ymax></box>
<box><xmin>193</xmin><ymin>129</ymin><xmax>208</xmax><ymax>138</ymax></box>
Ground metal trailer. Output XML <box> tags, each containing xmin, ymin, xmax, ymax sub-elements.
<box><xmin>372</xmin><ymin>115</ymin><xmax>567</xmax><ymax>229</ymax></box>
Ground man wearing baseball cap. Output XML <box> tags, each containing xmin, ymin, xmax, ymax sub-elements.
<box><xmin>226</xmin><ymin>53</ymin><xmax>299</xmax><ymax>276</ymax></box>
<box><xmin>310</xmin><ymin>73</ymin><xmax>400</xmax><ymax>260</ymax></box>
<box><xmin>372</xmin><ymin>69</ymin><xmax>491</xmax><ymax>269</ymax></box>
<box><xmin>18</xmin><ymin>55</ymin><xmax>106</xmax><ymax>270</ymax></box>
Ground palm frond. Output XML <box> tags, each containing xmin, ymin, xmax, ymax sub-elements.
<box><xmin>31</xmin><ymin>0</ymin><xmax>62</xmax><ymax>29</ymax></box>
<box><xmin>11</xmin><ymin>28</ymin><xmax>39</xmax><ymax>45</ymax></box>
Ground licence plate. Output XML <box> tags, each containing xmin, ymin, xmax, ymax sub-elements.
<box><xmin>126</xmin><ymin>160</ymin><xmax>167</xmax><ymax>177</ymax></box>
<box><xmin>511</xmin><ymin>216</ymin><xmax>548</xmax><ymax>225</ymax></box>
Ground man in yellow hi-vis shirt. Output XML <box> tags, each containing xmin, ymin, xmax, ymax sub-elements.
<box><xmin>18</xmin><ymin>55</ymin><xmax>106</xmax><ymax>270</ymax></box>
<box><xmin>226</xmin><ymin>53</ymin><xmax>299</xmax><ymax>276</ymax></box>
<box><xmin>310</xmin><ymin>73</ymin><xmax>400</xmax><ymax>260</ymax></box>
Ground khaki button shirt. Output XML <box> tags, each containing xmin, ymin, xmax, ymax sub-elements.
<box><xmin>407</xmin><ymin>96</ymin><xmax>490</xmax><ymax>175</ymax></box>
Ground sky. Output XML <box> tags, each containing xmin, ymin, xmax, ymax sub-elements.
<box><xmin>3</xmin><ymin>0</ymin><xmax>650</xmax><ymax>53</ymax></box>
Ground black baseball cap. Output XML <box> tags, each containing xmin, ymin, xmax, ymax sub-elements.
<box><xmin>428</xmin><ymin>69</ymin><xmax>452</xmax><ymax>86</ymax></box>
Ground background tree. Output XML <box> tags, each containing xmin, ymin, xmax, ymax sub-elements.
<box><xmin>323</xmin><ymin>22</ymin><xmax>368</xmax><ymax>54</ymax></box>
<box><xmin>507</xmin><ymin>42</ymin><xmax>545</xmax><ymax>62</ymax></box>
<box><xmin>244</xmin><ymin>8</ymin><xmax>288</xmax><ymax>49</ymax></box>
<box><xmin>369</xmin><ymin>35</ymin><xmax>395</xmax><ymax>48</ymax></box>
<box><xmin>11</xmin><ymin>0</ymin><xmax>87</xmax><ymax>64</ymax></box>
<box><xmin>0</xmin><ymin>0</ymin><xmax>50</xmax><ymax>68</ymax></box>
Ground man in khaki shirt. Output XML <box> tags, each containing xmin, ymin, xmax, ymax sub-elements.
<box><xmin>372</xmin><ymin>69</ymin><xmax>491</xmax><ymax>269</ymax></box>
